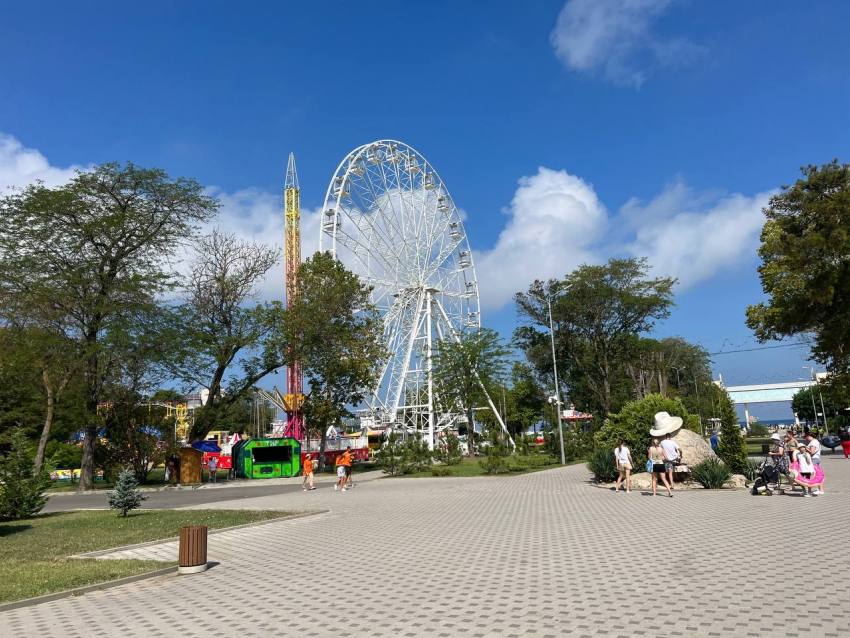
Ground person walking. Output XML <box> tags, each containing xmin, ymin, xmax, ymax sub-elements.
<box><xmin>840</xmin><ymin>428</ymin><xmax>850</xmax><ymax>459</ymax></box>
<box><xmin>660</xmin><ymin>433</ymin><xmax>682</xmax><ymax>493</ymax></box>
<box><xmin>648</xmin><ymin>438</ymin><xmax>672</xmax><ymax>497</ymax></box>
<box><xmin>805</xmin><ymin>433</ymin><xmax>824</xmax><ymax>494</ymax></box>
<box><xmin>784</xmin><ymin>431</ymin><xmax>799</xmax><ymax>467</ymax></box>
<box><xmin>341</xmin><ymin>449</ymin><xmax>356</xmax><ymax>489</ymax></box>
<box><xmin>791</xmin><ymin>445</ymin><xmax>824</xmax><ymax>497</ymax></box>
<box><xmin>614</xmin><ymin>440</ymin><xmax>633</xmax><ymax>493</ymax></box>
<box><xmin>207</xmin><ymin>455</ymin><xmax>218</xmax><ymax>483</ymax></box>
<box><xmin>302</xmin><ymin>454</ymin><xmax>316</xmax><ymax>491</ymax></box>
<box><xmin>334</xmin><ymin>453</ymin><xmax>347</xmax><ymax>491</ymax></box>
<box><xmin>650</xmin><ymin>411</ymin><xmax>684</xmax><ymax>495</ymax></box>
<box><xmin>709</xmin><ymin>430</ymin><xmax>720</xmax><ymax>453</ymax></box>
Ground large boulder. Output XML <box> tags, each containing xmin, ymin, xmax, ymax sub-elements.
<box><xmin>672</xmin><ymin>428</ymin><xmax>717</xmax><ymax>466</ymax></box>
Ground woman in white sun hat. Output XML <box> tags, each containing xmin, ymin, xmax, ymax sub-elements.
<box><xmin>651</xmin><ymin>412</ymin><xmax>683</xmax><ymax>494</ymax></box>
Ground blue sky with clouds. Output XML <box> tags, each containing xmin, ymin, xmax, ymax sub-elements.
<box><xmin>3</xmin><ymin>1</ymin><xmax>849</xmax><ymax>418</ymax></box>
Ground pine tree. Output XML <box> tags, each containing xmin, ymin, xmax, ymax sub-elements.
<box><xmin>107</xmin><ymin>469</ymin><xmax>148</xmax><ymax>517</ymax></box>
<box><xmin>0</xmin><ymin>428</ymin><xmax>52</xmax><ymax>521</ymax></box>
<box><xmin>401</xmin><ymin>436</ymin><xmax>432</xmax><ymax>474</ymax></box>
<box><xmin>481</xmin><ymin>427</ymin><xmax>511</xmax><ymax>474</ymax></box>
<box><xmin>716</xmin><ymin>391</ymin><xmax>748</xmax><ymax>475</ymax></box>
<box><xmin>434</xmin><ymin>432</ymin><xmax>463</xmax><ymax>466</ymax></box>
<box><xmin>375</xmin><ymin>431</ymin><xmax>404</xmax><ymax>476</ymax></box>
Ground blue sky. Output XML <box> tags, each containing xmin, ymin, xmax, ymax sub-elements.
<box><xmin>3</xmin><ymin>1</ymin><xmax>849</xmax><ymax>419</ymax></box>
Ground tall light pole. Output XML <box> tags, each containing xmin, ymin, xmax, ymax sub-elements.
<box><xmin>803</xmin><ymin>366</ymin><xmax>819</xmax><ymax>429</ymax></box>
<box><xmin>547</xmin><ymin>295</ymin><xmax>566</xmax><ymax>465</ymax></box>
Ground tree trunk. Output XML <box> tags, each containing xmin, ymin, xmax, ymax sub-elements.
<box><xmin>318</xmin><ymin>424</ymin><xmax>327</xmax><ymax>472</ymax></box>
<box><xmin>467</xmin><ymin>408</ymin><xmax>475</xmax><ymax>458</ymax></box>
<box><xmin>78</xmin><ymin>351</ymin><xmax>100</xmax><ymax>491</ymax></box>
<box><xmin>34</xmin><ymin>370</ymin><xmax>55</xmax><ymax>474</ymax></box>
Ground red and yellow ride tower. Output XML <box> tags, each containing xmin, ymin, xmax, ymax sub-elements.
<box><xmin>284</xmin><ymin>153</ymin><xmax>305</xmax><ymax>440</ymax></box>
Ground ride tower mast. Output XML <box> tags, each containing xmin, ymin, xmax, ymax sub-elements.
<box><xmin>284</xmin><ymin>153</ymin><xmax>305</xmax><ymax>441</ymax></box>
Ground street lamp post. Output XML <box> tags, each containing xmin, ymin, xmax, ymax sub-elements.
<box><xmin>547</xmin><ymin>295</ymin><xmax>566</xmax><ymax>466</ymax></box>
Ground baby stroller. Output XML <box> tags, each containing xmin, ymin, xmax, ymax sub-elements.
<box><xmin>751</xmin><ymin>459</ymin><xmax>791</xmax><ymax>496</ymax></box>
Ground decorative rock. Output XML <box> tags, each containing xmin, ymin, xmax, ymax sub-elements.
<box><xmin>727</xmin><ymin>474</ymin><xmax>747</xmax><ymax>489</ymax></box>
<box><xmin>670</xmin><ymin>428</ymin><xmax>717</xmax><ymax>467</ymax></box>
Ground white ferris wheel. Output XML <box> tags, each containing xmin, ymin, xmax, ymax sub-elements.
<box><xmin>319</xmin><ymin>140</ymin><xmax>510</xmax><ymax>448</ymax></box>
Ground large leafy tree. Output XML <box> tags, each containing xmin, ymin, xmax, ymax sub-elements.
<box><xmin>515</xmin><ymin>258</ymin><xmax>676</xmax><ymax>419</ymax></box>
<box><xmin>172</xmin><ymin>230</ymin><xmax>287</xmax><ymax>440</ymax></box>
<box><xmin>477</xmin><ymin>361</ymin><xmax>545</xmax><ymax>439</ymax></box>
<box><xmin>0</xmin><ymin>163</ymin><xmax>218</xmax><ymax>489</ymax></box>
<box><xmin>285</xmin><ymin>252</ymin><xmax>384</xmax><ymax>470</ymax></box>
<box><xmin>746</xmin><ymin>160</ymin><xmax>850</xmax><ymax>371</ymax></box>
<box><xmin>432</xmin><ymin>327</ymin><xmax>511</xmax><ymax>456</ymax></box>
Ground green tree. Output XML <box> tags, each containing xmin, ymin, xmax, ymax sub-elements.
<box><xmin>596</xmin><ymin>393</ymin><xmax>690</xmax><ymax>459</ymax></box>
<box><xmin>716</xmin><ymin>390</ymin><xmax>747</xmax><ymax>475</ymax></box>
<box><xmin>0</xmin><ymin>429</ymin><xmax>52</xmax><ymax>521</ymax></box>
<box><xmin>746</xmin><ymin>160</ymin><xmax>850</xmax><ymax>371</ymax></box>
<box><xmin>432</xmin><ymin>327</ymin><xmax>511</xmax><ymax>457</ymax></box>
<box><xmin>172</xmin><ymin>230</ymin><xmax>287</xmax><ymax>440</ymax></box>
<box><xmin>375</xmin><ymin>431</ymin><xmax>404</xmax><ymax>476</ymax></box>
<box><xmin>401</xmin><ymin>435</ymin><xmax>432</xmax><ymax>474</ymax></box>
<box><xmin>286</xmin><ymin>252</ymin><xmax>384</xmax><ymax>470</ymax></box>
<box><xmin>477</xmin><ymin>362</ymin><xmax>545</xmax><ymax>439</ymax></box>
<box><xmin>107</xmin><ymin>469</ymin><xmax>148</xmax><ymax>517</ymax></box>
<box><xmin>0</xmin><ymin>163</ymin><xmax>218</xmax><ymax>490</ymax></box>
<box><xmin>481</xmin><ymin>427</ymin><xmax>511</xmax><ymax>474</ymax></box>
<box><xmin>515</xmin><ymin>258</ymin><xmax>676</xmax><ymax>420</ymax></box>
<box><xmin>434</xmin><ymin>431</ymin><xmax>463</xmax><ymax>466</ymax></box>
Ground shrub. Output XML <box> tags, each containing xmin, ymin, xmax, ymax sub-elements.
<box><xmin>433</xmin><ymin>432</ymin><xmax>463</xmax><ymax>466</ymax></box>
<box><xmin>0</xmin><ymin>429</ymin><xmax>53</xmax><ymax>521</ymax></box>
<box><xmin>107</xmin><ymin>469</ymin><xmax>148</xmax><ymax>517</ymax></box>
<box><xmin>716</xmin><ymin>391</ymin><xmax>748</xmax><ymax>475</ymax></box>
<box><xmin>563</xmin><ymin>429</ymin><xmax>594</xmax><ymax>462</ymax></box>
<box><xmin>684</xmin><ymin>414</ymin><xmax>702</xmax><ymax>435</ymax></box>
<box><xmin>429</xmin><ymin>466</ymin><xmax>453</xmax><ymax>477</ymax></box>
<box><xmin>690</xmin><ymin>458</ymin><xmax>732</xmax><ymax>489</ymax></box>
<box><xmin>481</xmin><ymin>429</ymin><xmax>511</xmax><ymax>474</ymax></box>
<box><xmin>747</xmin><ymin>422</ymin><xmax>769</xmax><ymax>438</ymax></box>
<box><xmin>587</xmin><ymin>449</ymin><xmax>618</xmax><ymax>483</ymax></box>
<box><xmin>742</xmin><ymin>457</ymin><xmax>761</xmax><ymax>481</ymax></box>
<box><xmin>400</xmin><ymin>436</ymin><xmax>432</xmax><ymax>474</ymax></box>
<box><xmin>375</xmin><ymin>431</ymin><xmax>404</xmax><ymax>475</ymax></box>
<box><xmin>596</xmin><ymin>394</ymin><xmax>690</xmax><ymax>460</ymax></box>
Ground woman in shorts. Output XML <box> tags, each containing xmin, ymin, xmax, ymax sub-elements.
<box><xmin>648</xmin><ymin>438</ymin><xmax>671</xmax><ymax>497</ymax></box>
<box><xmin>614</xmin><ymin>440</ymin><xmax>633</xmax><ymax>493</ymax></box>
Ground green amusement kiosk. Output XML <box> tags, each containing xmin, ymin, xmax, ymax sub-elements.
<box><xmin>233</xmin><ymin>437</ymin><xmax>301</xmax><ymax>479</ymax></box>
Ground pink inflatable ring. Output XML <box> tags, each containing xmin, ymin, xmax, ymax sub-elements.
<box><xmin>789</xmin><ymin>461</ymin><xmax>824</xmax><ymax>487</ymax></box>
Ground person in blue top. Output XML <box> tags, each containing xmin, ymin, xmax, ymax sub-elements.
<box><xmin>709</xmin><ymin>431</ymin><xmax>720</xmax><ymax>453</ymax></box>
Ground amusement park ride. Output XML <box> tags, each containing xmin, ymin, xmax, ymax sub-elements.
<box><xmin>282</xmin><ymin>153</ymin><xmax>305</xmax><ymax>440</ymax></box>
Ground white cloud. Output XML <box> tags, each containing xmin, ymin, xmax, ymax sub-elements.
<box><xmin>475</xmin><ymin>167</ymin><xmax>608</xmax><ymax>311</ymax></box>
<box><xmin>618</xmin><ymin>184</ymin><xmax>774</xmax><ymax>288</ymax></box>
<box><xmin>0</xmin><ymin>132</ymin><xmax>772</xmax><ymax>317</ymax></box>
<box><xmin>550</xmin><ymin>0</ymin><xmax>704</xmax><ymax>88</ymax></box>
<box><xmin>0</xmin><ymin>133</ymin><xmax>89</xmax><ymax>192</ymax></box>
<box><xmin>475</xmin><ymin>170</ymin><xmax>772</xmax><ymax>311</ymax></box>
<box><xmin>204</xmin><ymin>185</ymin><xmax>322</xmax><ymax>301</ymax></box>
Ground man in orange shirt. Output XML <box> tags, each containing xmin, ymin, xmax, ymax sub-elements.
<box><xmin>341</xmin><ymin>448</ymin><xmax>355</xmax><ymax>489</ymax></box>
<box><xmin>301</xmin><ymin>454</ymin><xmax>316</xmax><ymax>491</ymax></box>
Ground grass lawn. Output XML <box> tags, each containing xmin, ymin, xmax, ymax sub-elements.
<box><xmin>386</xmin><ymin>456</ymin><xmax>585</xmax><ymax>478</ymax></box>
<box><xmin>0</xmin><ymin>509</ymin><xmax>297</xmax><ymax>604</ymax></box>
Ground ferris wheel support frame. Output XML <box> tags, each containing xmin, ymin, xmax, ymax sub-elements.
<box><xmin>433</xmin><ymin>298</ymin><xmax>515</xmax><ymax>449</ymax></box>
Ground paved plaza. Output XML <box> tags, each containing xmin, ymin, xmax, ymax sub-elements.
<box><xmin>2</xmin><ymin>456</ymin><xmax>849</xmax><ymax>638</ymax></box>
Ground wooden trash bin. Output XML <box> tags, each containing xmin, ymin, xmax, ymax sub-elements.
<box><xmin>178</xmin><ymin>525</ymin><xmax>208</xmax><ymax>575</ymax></box>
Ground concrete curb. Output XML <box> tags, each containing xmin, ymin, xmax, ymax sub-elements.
<box><xmin>48</xmin><ymin>470</ymin><xmax>384</xmax><ymax>497</ymax></box>
<box><xmin>0</xmin><ymin>566</ymin><xmax>177</xmax><ymax>613</ymax></box>
<box><xmin>71</xmin><ymin>510</ymin><xmax>328</xmax><ymax>558</ymax></box>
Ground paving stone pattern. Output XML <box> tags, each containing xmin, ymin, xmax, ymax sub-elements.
<box><xmin>3</xmin><ymin>457</ymin><xmax>850</xmax><ymax>637</ymax></box>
